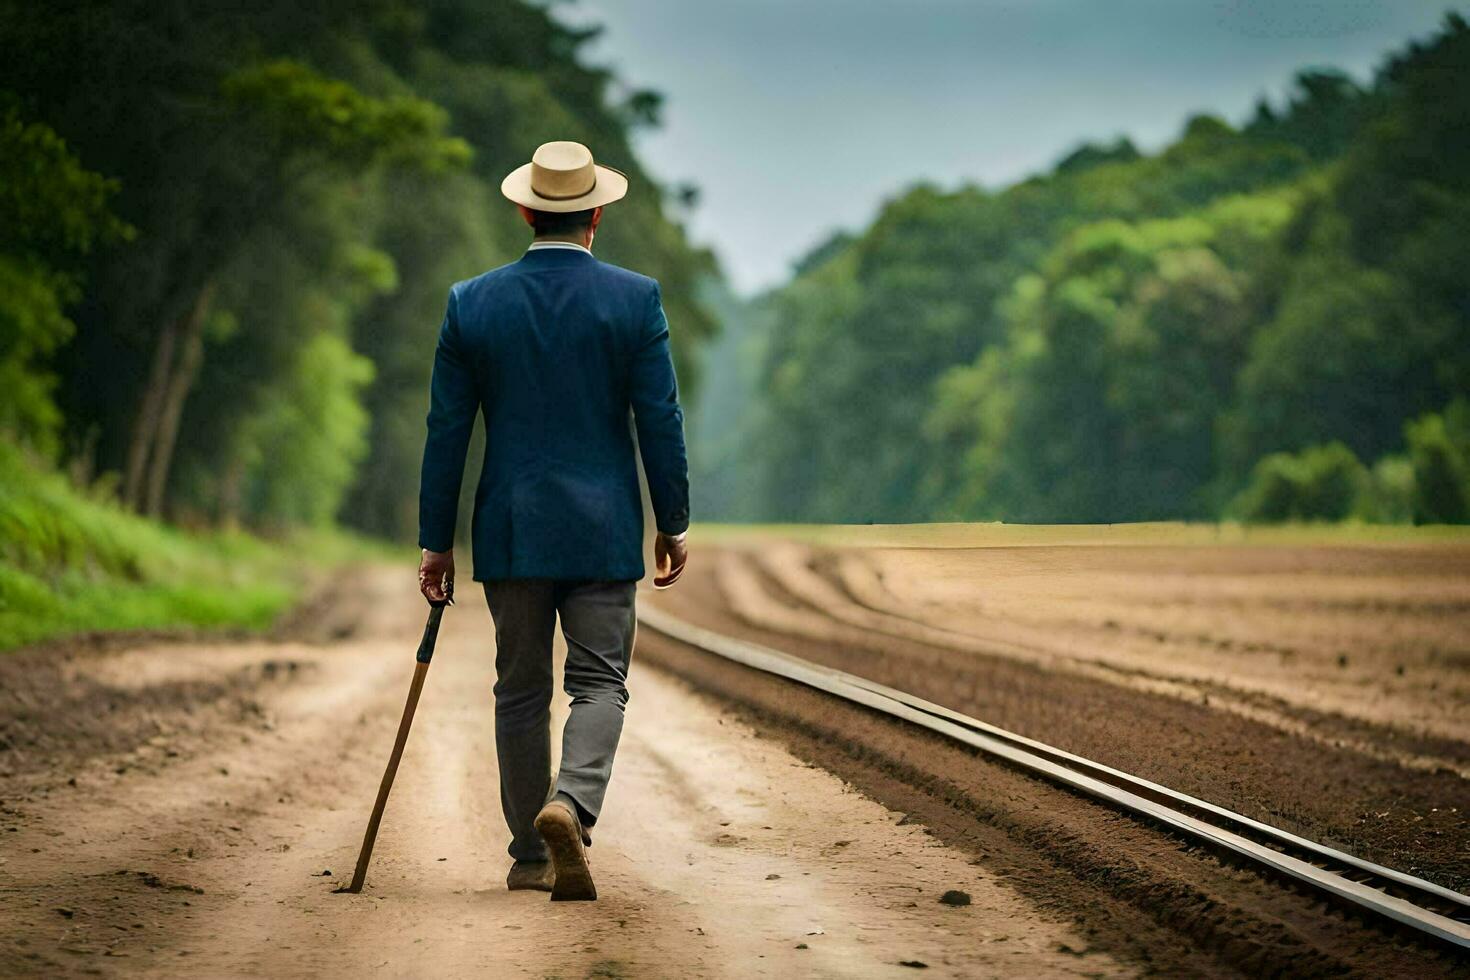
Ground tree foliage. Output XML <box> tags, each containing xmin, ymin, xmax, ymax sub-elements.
<box><xmin>721</xmin><ymin>15</ymin><xmax>1470</xmax><ymax>525</ymax></box>
<box><xmin>0</xmin><ymin>0</ymin><xmax>715</xmax><ymax>538</ymax></box>
<box><xmin>1230</xmin><ymin>442</ymin><xmax>1368</xmax><ymax>523</ymax></box>
<box><xmin>0</xmin><ymin>101</ymin><xmax>130</xmax><ymax>454</ymax></box>
<box><xmin>1406</xmin><ymin>401</ymin><xmax>1470</xmax><ymax>525</ymax></box>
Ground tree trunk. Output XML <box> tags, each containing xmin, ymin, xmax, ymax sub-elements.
<box><xmin>66</xmin><ymin>426</ymin><xmax>100</xmax><ymax>492</ymax></box>
<box><xmin>143</xmin><ymin>280</ymin><xmax>218</xmax><ymax>518</ymax></box>
<box><xmin>218</xmin><ymin>450</ymin><xmax>245</xmax><ymax>531</ymax></box>
<box><xmin>122</xmin><ymin>315</ymin><xmax>179</xmax><ymax>510</ymax></box>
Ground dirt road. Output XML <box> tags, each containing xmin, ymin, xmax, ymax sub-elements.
<box><xmin>0</xmin><ymin>567</ymin><xmax>1120</xmax><ymax>978</ymax></box>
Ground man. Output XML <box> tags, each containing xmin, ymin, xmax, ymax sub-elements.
<box><xmin>416</xmin><ymin>141</ymin><xmax>689</xmax><ymax>902</ymax></box>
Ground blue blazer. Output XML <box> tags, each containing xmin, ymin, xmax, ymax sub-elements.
<box><xmin>418</xmin><ymin>246</ymin><xmax>689</xmax><ymax>581</ymax></box>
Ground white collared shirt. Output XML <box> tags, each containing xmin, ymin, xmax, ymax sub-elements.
<box><xmin>527</xmin><ymin>241</ymin><xmax>593</xmax><ymax>255</ymax></box>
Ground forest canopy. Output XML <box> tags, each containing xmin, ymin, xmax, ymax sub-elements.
<box><xmin>0</xmin><ymin>0</ymin><xmax>715</xmax><ymax>539</ymax></box>
<box><xmin>698</xmin><ymin>14</ymin><xmax>1470</xmax><ymax>526</ymax></box>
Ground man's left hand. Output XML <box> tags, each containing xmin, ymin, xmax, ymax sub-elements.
<box><xmin>419</xmin><ymin>548</ymin><xmax>455</xmax><ymax>605</ymax></box>
<box><xmin>653</xmin><ymin>531</ymin><xmax>688</xmax><ymax>589</ymax></box>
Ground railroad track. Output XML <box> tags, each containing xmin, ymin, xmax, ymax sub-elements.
<box><xmin>638</xmin><ymin>604</ymin><xmax>1470</xmax><ymax>951</ymax></box>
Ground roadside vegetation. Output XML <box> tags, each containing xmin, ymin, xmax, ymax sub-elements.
<box><xmin>0</xmin><ymin>441</ymin><xmax>394</xmax><ymax>651</ymax></box>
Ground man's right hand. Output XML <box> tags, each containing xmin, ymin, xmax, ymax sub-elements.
<box><xmin>419</xmin><ymin>548</ymin><xmax>455</xmax><ymax>605</ymax></box>
<box><xmin>653</xmin><ymin>532</ymin><xmax>688</xmax><ymax>589</ymax></box>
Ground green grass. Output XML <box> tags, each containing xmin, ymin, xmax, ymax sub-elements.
<box><xmin>0</xmin><ymin>440</ymin><xmax>398</xmax><ymax>651</ymax></box>
<box><xmin>693</xmin><ymin>520</ymin><xmax>1470</xmax><ymax>550</ymax></box>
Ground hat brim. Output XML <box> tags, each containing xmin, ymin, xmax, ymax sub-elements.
<box><xmin>500</xmin><ymin>163</ymin><xmax>629</xmax><ymax>212</ymax></box>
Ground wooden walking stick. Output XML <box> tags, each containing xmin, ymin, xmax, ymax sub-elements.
<box><xmin>342</xmin><ymin>597</ymin><xmax>450</xmax><ymax>894</ymax></box>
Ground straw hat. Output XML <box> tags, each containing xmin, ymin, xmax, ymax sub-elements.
<box><xmin>500</xmin><ymin>141</ymin><xmax>628</xmax><ymax>212</ymax></box>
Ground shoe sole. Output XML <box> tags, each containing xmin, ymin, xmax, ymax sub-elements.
<box><xmin>534</xmin><ymin>804</ymin><xmax>597</xmax><ymax>901</ymax></box>
<box><xmin>506</xmin><ymin>865</ymin><xmax>554</xmax><ymax>892</ymax></box>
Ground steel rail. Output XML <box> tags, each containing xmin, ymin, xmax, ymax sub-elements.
<box><xmin>638</xmin><ymin>604</ymin><xmax>1470</xmax><ymax>950</ymax></box>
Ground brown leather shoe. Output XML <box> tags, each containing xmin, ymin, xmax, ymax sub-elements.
<box><xmin>506</xmin><ymin>860</ymin><xmax>554</xmax><ymax>892</ymax></box>
<box><xmin>533</xmin><ymin>798</ymin><xmax>596</xmax><ymax>901</ymax></box>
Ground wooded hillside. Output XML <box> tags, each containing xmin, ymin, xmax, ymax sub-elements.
<box><xmin>701</xmin><ymin>15</ymin><xmax>1469</xmax><ymax>525</ymax></box>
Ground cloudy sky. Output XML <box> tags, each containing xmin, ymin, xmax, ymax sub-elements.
<box><xmin>556</xmin><ymin>0</ymin><xmax>1462</xmax><ymax>294</ymax></box>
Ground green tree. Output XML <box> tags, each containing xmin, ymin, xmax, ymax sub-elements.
<box><xmin>1230</xmin><ymin>442</ymin><xmax>1368</xmax><ymax>523</ymax></box>
<box><xmin>0</xmin><ymin>101</ymin><xmax>130</xmax><ymax>455</ymax></box>
<box><xmin>1359</xmin><ymin>455</ymin><xmax>1416</xmax><ymax>524</ymax></box>
<box><xmin>233</xmin><ymin>332</ymin><xmax>376</xmax><ymax>528</ymax></box>
<box><xmin>929</xmin><ymin>193</ymin><xmax>1291</xmax><ymax>522</ymax></box>
<box><xmin>1246</xmin><ymin>69</ymin><xmax>1367</xmax><ymax>161</ymax></box>
<box><xmin>1228</xmin><ymin>16</ymin><xmax>1470</xmax><ymax>477</ymax></box>
<box><xmin>1405</xmin><ymin>403</ymin><xmax>1470</xmax><ymax>524</ymax></box>
<box><xmin>118</xmin><ymin>57</ymin><xmax>465</xmax><ymax>518</ymax></box>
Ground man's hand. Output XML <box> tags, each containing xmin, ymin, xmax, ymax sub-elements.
<box><xmin>419</xmin><ymin>548</ymin><xmax>455</xmax><ymax>605</ymax></box>
<box><xmin>653</xmin><ymin>531</ymin><xmax>688</xmax><ymax>590</ymax></box>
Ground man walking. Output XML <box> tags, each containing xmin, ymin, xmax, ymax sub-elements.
<box><xmin>416</xmin><ymin>141</ymin><xmax>689</xmax><ymax>901</ymax></box>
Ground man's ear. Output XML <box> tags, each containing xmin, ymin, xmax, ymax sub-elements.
<box><xmin>517</xmin><ymin>205</ymin><xmax>537</xmax><ymax>228</ymax></box>
<box><xmin>589</xmin><ymin>207</ymin><xmax>603</xmax><ymax>234</ymax></box>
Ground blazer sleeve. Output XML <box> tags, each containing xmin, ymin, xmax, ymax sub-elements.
<box><xmin>418</xmin><ymin>288</ymin><xmax>478</xmax><ymax>553</ymax></box>
<box><xmin>629</xmin><ymin>282</ymin><xmax>690</xmax><ymax>535</ymax></box>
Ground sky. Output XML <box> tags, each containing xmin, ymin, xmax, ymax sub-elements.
<box><xmin>554</xmin><ymin>0</ymin><xmax>1463</xmax><ymax>295</ymax></box>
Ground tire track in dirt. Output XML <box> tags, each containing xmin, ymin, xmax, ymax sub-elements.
<box><xmin>755</xmin><ymin>542</ymin><xmax>1468</xmax><ymax>775</ymax></box>
<box><xmin>679</xmin><ymin>546</ymin><xmax>1469</xmax><ymax>892</ymax></box>
<box><xmin>635</xmin><ymin>617</ymin><xmax>1462</xmax><ymax>978</ymax></box>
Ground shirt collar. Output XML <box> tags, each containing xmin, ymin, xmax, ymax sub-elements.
<box><xmin>527</xmin><ymin>241</ymin><xmax>593</xmax><ymax>255</ymax></box>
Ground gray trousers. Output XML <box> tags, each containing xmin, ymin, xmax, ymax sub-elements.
<box><xmin>482</xmin><ymin>579</ymin><xmax>637</xmax><ymax>863</ymax></box>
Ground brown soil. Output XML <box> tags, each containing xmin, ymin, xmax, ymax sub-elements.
<box><xmin>636</xmin><ymin>542</ymin><xmax>1470</xmax><ymax>976</ymax></box>
<box><xmin>0</xmin><ymin>565</ymin><xmax>1129</xmax><ymax>978</ymax></box>
<box><xmin>852</xmin><ymin>541</ymin><xmax>1470</xmax><ymax>745</ymax></box>
<box><xmin>652</xmin><ymin>543</ymin><xmax>1470</xmax><ymax>895</ymax></box>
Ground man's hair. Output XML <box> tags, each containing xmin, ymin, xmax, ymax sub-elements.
<box><xmin>528</xmin><ymin>207</ymin><xmax>596</xmax><ymax>236</ymax></box>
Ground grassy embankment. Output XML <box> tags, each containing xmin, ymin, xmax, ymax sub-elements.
<box><xmin>0</xmin><ymin>442</ymin><xmax>399</xmax><ymax>651</ymax></box>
